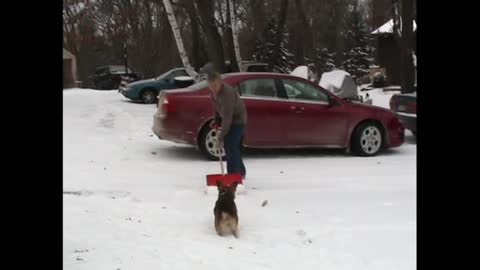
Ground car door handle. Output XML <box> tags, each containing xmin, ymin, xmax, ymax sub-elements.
<box><xmin>289</xmin><ymin>106</ymin><xmax>304</xmax><ymax>113</ymax></box>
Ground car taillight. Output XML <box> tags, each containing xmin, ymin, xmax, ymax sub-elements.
<box><xmin>406</xmin><ymin>102</ymin><xmax>416</xmax><ymax>114</ymax></box>
<box><xmin>158</xmin><ymin>94</ymin><xmax>173</xmax><ymax>116</ymax></box>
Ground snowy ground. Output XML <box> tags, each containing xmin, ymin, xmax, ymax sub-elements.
<box><xmin>63</xmin><ymin>89</ymin><xmax>416</xmax><ymax>270</ymax></box>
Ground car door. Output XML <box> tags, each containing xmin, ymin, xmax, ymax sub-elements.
<box><xmin>279</xmin><ymin>78</ymin><xmax>347</xmax><ymax>146</ymax></box>
<box><xmin>237</xmin><ymin>78</ymin><xmax>290</xmax><ymax>147</ymax></box>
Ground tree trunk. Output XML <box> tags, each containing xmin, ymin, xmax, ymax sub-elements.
<box><xmin>183</xmin><ymin>0</ymin><xmax>205</xmax><ymax>71</ymax></box>
<box><xmin>225</xmin><ymin>0</ymin><xmax>239</xmax><ymax>72</ymax></box>
<box><xmin>250</xmin><ymin>0</ymin><xmax>266</xmax><ymax>37</ymax></box>
<box><xmin>162</xmin><ymin>0</ymin><xmax>197</xmax><ymax>77</ymax></box>
<box><xmin>400</xmin><ymin>0</ymin><xmax>415</xmax><ymax>93</ymax></box>
<box><xmin>333</xmin><ymin>2</ymin><xmax>345</xmax><ymax>66</ymax></box>
<box><xmin>195</xmin><ymin>0</ymin><xmax>227</xmax><ymax>73</ymax></box>
<box><xmin>230</xmin><ymin>0</ymin><xmax>242</xmax><ymax>71</ymax></box>
<box><xmin>294</xmin><ymin>0</ymin><xmax>312</xmax><ymax>59</ymax></box>
<box><xmin>270</xmin><ymin>0</ymin><xmax>289</xmax><ymax>70</ymax></box>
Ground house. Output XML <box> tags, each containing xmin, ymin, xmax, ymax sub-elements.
<box><xmin>63</xmin><ymin>48</ymin><xmax>79</xmax><ymax>88</ymax></box>
<box><xmin>371</xmin><ymin>19</ymin><xmax>417</xmax><ymax>85</ymax></box>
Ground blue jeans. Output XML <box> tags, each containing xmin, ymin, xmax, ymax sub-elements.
<box><xmin>223</xmin><ymin>124</ymin><xmax>246</xmax><ymax>177</ymax></box>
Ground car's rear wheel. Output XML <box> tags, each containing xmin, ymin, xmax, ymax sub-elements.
<box><xmin>199</xmin><ymin>124</ymin><xmax>226</xmax><ymax>161</ymax></box>
<box><xmin>351</xmin><ymin>122</ymin><xmax>383</xmax><ymax>156</ymax></box>
<box><xmin>141</xmin><ymin>89</ymin><xmax>156</xmax><ymax>104</ymax></box>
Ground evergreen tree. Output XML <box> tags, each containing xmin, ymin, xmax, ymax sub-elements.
<box><xmin>341</xmin><ymin>5</ymin><xmax>374</xmax><ymax>79</ymax></box>
<box><xmin>253</xmin><ymin>17</ymin><xmax>293</xmax><ymax>72</ymax></box>
<box><xmin>315</xmin><ymin>47</ymin><xmax>336</xmax><ymax>76</ymax></box>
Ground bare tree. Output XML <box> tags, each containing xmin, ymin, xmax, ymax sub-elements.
<box><xmin>392</xmin><ymin>0</ymin><xmax>415</xmax><ymax>93</ymax></box>
<box><xmin>195</xmin><ymin>0</ymin><xmax>227</xmax><ymax>72</ymax></box>
<box><xmin>400</xmin><ymin>0</ymin><xmax>415</xmax><ymax>93</ymax></box>
<box><xmin>179</xmin><ymin>0</ymin><xmax>207</xmax><ymax>70</ymax></box>
<box><xmin>230</xmin><ymin>0</ymin><xmax>243</xmax><ymax>71</ymax></box>
<box><xmin>162</xmin><ymin>0</ymin><xmax>197</xmax><ymax>77</ymax></box>
<box><xmin>225</xmin><ymin>0</ymin><xmax>240</xmax><ymax>71</ymax></box>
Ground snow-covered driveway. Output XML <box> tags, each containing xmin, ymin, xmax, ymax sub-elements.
<box><xmin>63</xmin><ymin>89</ymin><xmax>416</xmax><ymax>270</ymax></box>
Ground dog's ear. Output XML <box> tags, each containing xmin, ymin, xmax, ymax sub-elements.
<box><xmin>216</xmin><ymin>180</ymin><xmax>223</xmax><ymax>190</ymax></box>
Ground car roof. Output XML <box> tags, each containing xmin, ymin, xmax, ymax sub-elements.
<box><xmin>223</xmin><ymin>72</ymin><xmax>304</xmax><ymax>80</ymax></box>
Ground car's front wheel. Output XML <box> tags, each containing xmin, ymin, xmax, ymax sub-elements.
<box><xmin>141</xmin><ymin>89</ymin><xmax>157</xmax><ymax>104</ymax></box>
<box><xmin>351</xmin><ymin>122</ymin><xmax>383</xmax><ymax>156</ymax></box>
<box><xmin>199</xmin><ymin>124</ymin><xmax>226</xmax><ymax>161</ymax></box>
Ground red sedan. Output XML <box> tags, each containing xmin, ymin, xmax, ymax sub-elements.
<box><xmin>152</xmin><ymin>73</ymin><xmax>404</xmax><ymax>160</ymax></box>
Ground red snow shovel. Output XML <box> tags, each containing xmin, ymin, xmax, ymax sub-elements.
<box><xmin>206</xmin><ymin>133</ymin><xmax>243</xmax><ymax>187</ymax></box>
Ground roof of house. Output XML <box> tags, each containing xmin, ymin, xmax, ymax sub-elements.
<box><xmin>371</xmin><ymin>19</ymin><xmax>417</xmax><ymax>35</ymax></box>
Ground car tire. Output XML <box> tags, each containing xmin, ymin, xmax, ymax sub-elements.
<box><xmin>199</xmin><ymin>124</ymin><xmax>226</xmax><ymax>161</ymax></box>
<box><xmin>351</xmin><ymin>121</ymin><xmax>384</xmax><ymax>156</ymax></box>
<box><xmin>141</xmin><ymin>89</ymin><xmax>157</xmax><ymax>104</ymax></box>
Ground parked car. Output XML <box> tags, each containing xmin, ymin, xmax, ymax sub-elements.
<box><xmin>389</xmin><ymin>91</ymin><xmax>416</xmax><ymax>136</ymax></box>
<box><xmin>152</xmin><ymin>72</ymin><xmax>404</xmax><ymax>160</ymax></box>
<box><xmin>119</xmin><ymin>67</ymin><xmax>190</xmax><ymax>103</ymax></box>
<box><xmin>93</xmin><ymin>65</ymin><xmax>141</xmax><ymax>90</ymax></box>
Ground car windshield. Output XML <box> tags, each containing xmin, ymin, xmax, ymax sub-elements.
<box><xmin>156</xmin><ymin>71</ymin><xmax>170</xmax><ymax>80</ymax></box>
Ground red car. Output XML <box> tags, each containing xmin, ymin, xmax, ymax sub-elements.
<box><xmin>152</xmin><ymin>73</ymin><xmax>404</xmax><ymax>160</ymax></box>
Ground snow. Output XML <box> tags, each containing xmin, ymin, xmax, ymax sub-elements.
<box><xmin>64</xmin><ymin>89</ymin><xmax>416</xmax><ymax>270</ymax></box>
<box><xmin>358</xmin><ymin>87</ymin><xmax>401</xmax><ymax>109</ymax></box>
<box><xmin>397</xmin><ymin>112</ymin><xmax>416</xmax><ymax>118</ymax></box>
<box><xmin>174</xmin><ymin>76</ymin><xmax>194</xmax><ymax>81</ymax></box>
<box><xmin>319</xmin><ymin>70</ymin><xmax>358</xmax><ymax>99</ymax></box>
<box><xmin>371</xmin><ymin>19</ymin><xmax>417</xmax><ymax>34</ymax></box>
<box><xmin>290</xmin><ymin>65</ymin><xmax>309</xmax><ymax>79</ymax></box>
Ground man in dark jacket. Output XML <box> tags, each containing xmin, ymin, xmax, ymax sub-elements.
<box><xmin>207</xmin><ymin>72</ymin><xmax>247</xmax><ymax>179</ymax></box>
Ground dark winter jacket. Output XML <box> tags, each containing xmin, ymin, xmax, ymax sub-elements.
<box><xmin>211</xmin><ymin>83</ymin><xmax>247</xmax><ymax>139</ymax></box>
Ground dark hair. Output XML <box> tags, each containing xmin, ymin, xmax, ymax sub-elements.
<box><xmin>207</xmin><ymin>72</ymin><xmax>221</xmax><ymax>82</ymax></box>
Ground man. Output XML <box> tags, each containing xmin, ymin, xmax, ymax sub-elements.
<box><xmin>207</xmin><ymin>72</ymin><xmax>247</xmax><ymax>179</ymax></box>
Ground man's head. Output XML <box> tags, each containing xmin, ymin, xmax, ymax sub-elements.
<box><xmin>207</xmin><ymin>72</ymin><xmax>223</xmax><ymax>94</ymax></box>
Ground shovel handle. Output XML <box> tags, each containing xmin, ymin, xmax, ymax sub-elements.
<box><xmin>216</xmin><ymin>128</ymin><xmax>225</xmax><ymax>176</ymax></box>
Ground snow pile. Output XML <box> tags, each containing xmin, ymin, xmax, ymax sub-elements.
<box><xmin>358</xmin><ymin>86</ymin><xmax>402</xmax><ymax>109</ymax></box>
<box><xmin>290</xmin><ymin>65</ymin><xmax>309</xmax><ymax>79</ymax></box>
<box><xmin>319</xmin><ymin>70</ymin><xmax>357</xmax><ymax>99</ymax></box>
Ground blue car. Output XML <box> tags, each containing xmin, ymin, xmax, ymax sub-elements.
<box><xmin>119</xmin><ymin>68</ymin><xmax>189</xmax><ymax>103</ymax></box>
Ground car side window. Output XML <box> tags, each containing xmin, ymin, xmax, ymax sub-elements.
<box><xmin>165</xmin><ymin>71</ymin><xmax>178</xmax><ymax>81</ymax></box>
<box><xmin>178</xmin><ymin>69</ymin><xmax>189</xmax><ymax>77</ymax></box>
<box><xmin>170</xmin><ymin>69</ymin><xmax>188</xmax><ymax>78</ymax></box>
<box><xmin>282</xmin><ymin>79</ymin><xmax>329</xmax><ymax>103</ymax></box>
<box><xmin>239</xmin><ymin>79</ymin><xmax>279</xmax><ymax>98</ymax></box>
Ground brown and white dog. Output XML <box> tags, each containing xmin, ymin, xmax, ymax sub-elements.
<box><xmin>213</xmin><ymin>181</ymin><xmax>239</xmax><ymax>238</ymax></box>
